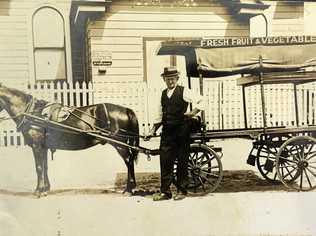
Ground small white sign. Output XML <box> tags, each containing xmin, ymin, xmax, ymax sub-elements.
<box><xmin>92</xmin><ymin>50</ymin><xmax>112</xmax><ymax>67</ymax></box>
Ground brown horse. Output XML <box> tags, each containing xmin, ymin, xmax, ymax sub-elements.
<box><xmin>0</xmin><ymin>84</ymin><xmax>139</xmax><ymax>197</ymax></box>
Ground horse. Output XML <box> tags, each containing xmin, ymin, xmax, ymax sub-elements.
<box><xmin>0</xmin><ymin>83</ymin><xmax>139</xmax><ymax>197</ymax></box>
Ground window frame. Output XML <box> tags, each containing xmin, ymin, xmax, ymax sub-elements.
<box><xmin>28</xmin><ymin>4</ymin><xmax>73</xmax><ymax>83</ymax></box>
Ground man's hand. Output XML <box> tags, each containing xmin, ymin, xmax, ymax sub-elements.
<box><xmin>144</xmin><ymin>122</ymin><xmax>161</xmax><ymax>141</ymax></box>
<box><xmin>184</xmin><ymin>108</ymin><xmax>200</xmax><ymax>119</ymax></box>
<box><xmin>184</xmin><ymin>112</ymin><xmax>195</xmax><ymax>119</ymax></box>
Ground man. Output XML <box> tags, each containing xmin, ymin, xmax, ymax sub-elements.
<box><xmin>147</xmin><ymin>66</ymin><xmax>205</xmax><ymax>201</ymax></box>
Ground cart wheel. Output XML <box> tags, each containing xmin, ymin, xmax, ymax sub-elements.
<box><xmin>187</xmin><ymin>143</ymin><xmax>223</xmax><ymax>194</ymax></box>
<box><xmin>256</xmin><ymin>144</ymin><xmax>280</xmax><ymax>183</ymax></box>
<box><xmin>276</xmin><ymin>136</ymin><xmax>316</xmax><ymax>191</ymax></box>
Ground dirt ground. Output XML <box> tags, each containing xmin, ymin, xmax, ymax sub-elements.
<box><xmin>114</xmin><ymin>170</ymin><xmax>288</xmax><ymax>197</ymax></box>
<box><xmin>0</xmin><ymin>138</ymin><xmax>315</xmax><ymax>236</ymax></box>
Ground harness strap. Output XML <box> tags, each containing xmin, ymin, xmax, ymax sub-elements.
<box><xmin>69</xmin><ymin>112</ymin><xmax>95</xmax><ymax>130</ymax></box>
<box><xmin>17</xmin><ymin>97</ymin><xmax>35</xmax><ymax>131</ymax></box>
<box><xmin>103</xmin><ymin>103</ymin><xmax>111</xmax><ymax>128</ymax></box>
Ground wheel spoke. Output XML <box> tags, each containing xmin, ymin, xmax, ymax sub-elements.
<box><xmin>279</xmin><ymin>164</ymin><xmax>298</xmax><ymax>169</ymax></box>
<box><xmin>190</xmin><ymin>152</ymin><xmax>198</xmax><ymax>164</ymax></box>
<box><xmin>201</xmin><ymin>171</ymin><xmax>220</xmax><ymax>179</ymax></box>
<box><xmin>306</xmin><ymin>167</ymin><xmax>316</xmax><ymax>178</ymax></box>
<box><xmin>198</xmin><ymin>160</ymin><xmax>210</xmax><ymax>167</ymax></box>
<box><xmin>196</xmin><ymin>153</ymin><xmax>206</xmax><ymax>162</ymax></box>
<box><xmin>282</xmin><ymin>165</ymin><xmax>297</xmax><ymax>179</ymax></box>
<box><xmin>308</xmin><ymin>165</ymin><xmax>316</xmax><ymax>170</ymax></box>
<box><xmin>305</xmin><ymin>152</ymin><xmax>316</xmax><ymax>161</ymax></box>
<box><xmin>188</xmin><ymin>163</ymin><xmax>195</xmax><ymax>168</ymax></box>
<box><xmin>303</xmin><ymin>168</ymin><xmax>313</xmax><ymax>189</ymax></box>
<box><xmin>300</xmin><ymin>170</ymin><xmax>303</xmax><ymax>190</ymax></box>
<box><xmin>202</xmin><ymin>165</ymin><xmax>219</xmax><ymax>171</ymax></box>
<box><xmin>293</xmin><ymin>145</ymin><xmax>302</xmax><ymax>160</ymax></box>
<box><xmin>299</xmin><ymin>144</ymin><xmax>306</xmax><ymax>160</ymax></box>
<box><xmin>304</xmin><ymin>143</ymin><xmax>315</xmax><ymax>159</ymax></box>
<box><xmin>189</xmin><ymin>152</ymin><xmax>197</xmax><ymax>160</ymax></box>
<box><xmin>278</xmin><ymin>156</ymin><xmax>298</xmax><ymax>164</ymax></box>
<box><xmin>281</xmin><ymin>163</ymin><xmax>285</xmax><ymax>178</ymax></box>
<box><xmin>198</xmin><ymin>176</ymin><xmax>206</xmax><ymax>192</ymax></box>
<box><xmin>200</xmin><ymin>174</ymin><xmax>215</xmax><ymax>186</ymax></box>
<box><xmin>289</xmin><ymin>146</ymin><xmax>301</xmax><ymax>161</ymax></box>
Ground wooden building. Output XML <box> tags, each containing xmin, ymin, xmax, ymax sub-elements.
<box><xmin>0</xmin><ymin>0</ymin><xmax>315</xmax><ymax>85</ymax></box>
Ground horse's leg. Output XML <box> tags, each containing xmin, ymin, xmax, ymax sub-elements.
<box><xmin>42</xmin><ymin>149</ymin><xmax>50</xmax><ymax>195</ymax></box>
<box><xmin>32</xmin><ymin>146</ymin><xmax>41</xmax><ymax>194</ymax></box>
<box><xmin>31</xmin><ymin>145</ymin><xmax>49</xmax><ymax>197</ymax></box>
<box><xmin>115</xmin><ymin>147</ymin><xmax>136</xmax><ymax>194</ymax></box>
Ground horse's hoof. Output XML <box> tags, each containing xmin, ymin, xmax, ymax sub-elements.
<box><xmin>122</xmin><ymin>188</ymin><xmax>134</xmax><ymax>196</ymax></box>
<box><xmin>42</xmin><ymin>191</ymin><xmax>48</xmax><ymax>197</ymax></box>
<box><xmin>34</xmin><ymin>191</ymin><xmax>41</xmax><ymax>198</ymax></box>
<box><xmin>122</xmin><ymin>191</ymin><xmax>133</xmax><ymax>197</ymax></box>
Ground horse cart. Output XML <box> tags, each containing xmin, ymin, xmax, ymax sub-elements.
<box><xmin>3</xmin><ymin>35</ymin><xmax>316</xmax><ymax>196</ymax></box>
<box><xmin>157</xmin><ymin>35</ymin><xmax>316</xmax><ymax>193</ymax></box>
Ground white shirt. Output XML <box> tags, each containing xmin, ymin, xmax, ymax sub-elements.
<box><xmin>153</xmin><ymin>86</ymin><xmax>205</xmax><ymax>124</ymax></box>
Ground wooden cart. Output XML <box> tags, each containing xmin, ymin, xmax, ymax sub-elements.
<box><xmin>157</xmin><ymin>35</ymin><xmax>316</xmax><ymax>192</ymax></box>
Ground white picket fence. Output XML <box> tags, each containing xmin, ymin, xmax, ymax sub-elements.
<box><xmin>2</xmin><ymin>79</ymin><xmax>316</xmax><ymax>146</ymax></box>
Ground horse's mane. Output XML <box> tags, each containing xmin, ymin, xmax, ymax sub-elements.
<box><xmin>1</xmin><ymin>85</ymin><xmax>33</xmax><ymax>103</ymax></box>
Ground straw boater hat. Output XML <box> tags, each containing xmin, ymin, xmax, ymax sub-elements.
<box><xmin>161</xmin><ymin>66</ymin><xmax>180</xmax><ymax>78</ymax></box>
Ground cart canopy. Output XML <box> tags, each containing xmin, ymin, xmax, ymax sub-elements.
<box><xmin>157</xmin><ymin>36</ymin><xmax>316</xmax><ymax>78</ymax></box>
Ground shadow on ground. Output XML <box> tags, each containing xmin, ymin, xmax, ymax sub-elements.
<box><xmin>115</xmin><ymin>170</ymin><xmax>290</xmax><ymax>197</ymax></box>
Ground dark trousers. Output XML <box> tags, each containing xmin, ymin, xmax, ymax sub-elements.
<box><xmin>159</xmin><ymin>122</ymin><xmax>190</xmax><ymax>196</ymax></box>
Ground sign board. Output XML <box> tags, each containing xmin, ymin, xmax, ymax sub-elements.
<box><xmin>91</xmin><ymin>50</ymin><xmax>112</xmax><ymax>67</ymax></box>
<box><xmin>158</xmin><ymin>35</ymin><xmax>316</xmax><ymax>78</ymax></box>
<box><xmin>161</xmin><ymin>35</ymin><xmax>316</xmax><ymax>49</ymax></box>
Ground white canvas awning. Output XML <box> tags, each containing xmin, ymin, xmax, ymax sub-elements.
<box><xmin>157</xmin><ymin>36</ymin><xmax>316</xmax><ymax>79</ymax></box>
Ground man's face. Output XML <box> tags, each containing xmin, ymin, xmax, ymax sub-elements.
<box><xmin>163</xmin><ymin>75</ymin><xmax>178</xmax><ymax>90</ymax></box>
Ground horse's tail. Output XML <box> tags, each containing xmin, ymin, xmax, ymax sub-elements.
<box><xmin>127</xmin><ymin>108</ymin><xmax>139</xmax><ymax>162</ymax></box>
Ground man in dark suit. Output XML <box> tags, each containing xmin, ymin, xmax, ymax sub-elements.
<box><xmin>147</xmin><ymin>66</ymin><xmax>205</xmax><ymax>201</ymax></box>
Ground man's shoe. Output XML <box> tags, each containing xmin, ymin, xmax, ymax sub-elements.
<box><xmin>173</xmin><ymin>192</ymin><xmax>186</xmax><ymax>201</ymax></box>
<box><xmin>153</xmin><ymin>193</ymin><xmax>171</xmax><ymax>201</ymax></box>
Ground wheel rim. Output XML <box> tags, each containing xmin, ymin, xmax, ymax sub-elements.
<box><xmin>187</xmin><ymin>144</ymin><xmax>223</xmax><ymax>194</ymax></box>
<box><xmin>276</xmin><ymin>136</ymin><xmax>316</xmax><ymax>191</ymax></box>
<box><xmin>256</xmin><ymin>144</ymin><xmax>280</xmax><ymax>183</ymax></box>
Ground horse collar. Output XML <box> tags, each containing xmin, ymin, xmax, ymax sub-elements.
<box><xmin>16</xmin><ymin>97</ymin><xmax>35</xmax><ymax>131</ymax></box>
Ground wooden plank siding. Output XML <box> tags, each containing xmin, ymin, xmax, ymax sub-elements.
<box><xmin>87</xmin><ymin>0</ymin><xmax>250</xmax><ymax>84</ymax></box>
<box><xmin>263</xmin><ymin>1</ymin><xmax>305</xmax><ymax>36</ymax></box>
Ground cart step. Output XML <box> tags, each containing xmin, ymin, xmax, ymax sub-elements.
<box><xmin>264</xmin><ymin>159</ymin><xmax>274</xmax><ymax>172</ymax></box>
<box><xmin>247</xmin><ymin>154</ymin><xmax>256</xmax><ymax>166</ymax></box>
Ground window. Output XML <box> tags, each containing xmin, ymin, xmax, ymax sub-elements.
<box><xmin>32</xmin><ymin>7</ymin><xmax>66</xmax><ymax>81</ymax></box>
